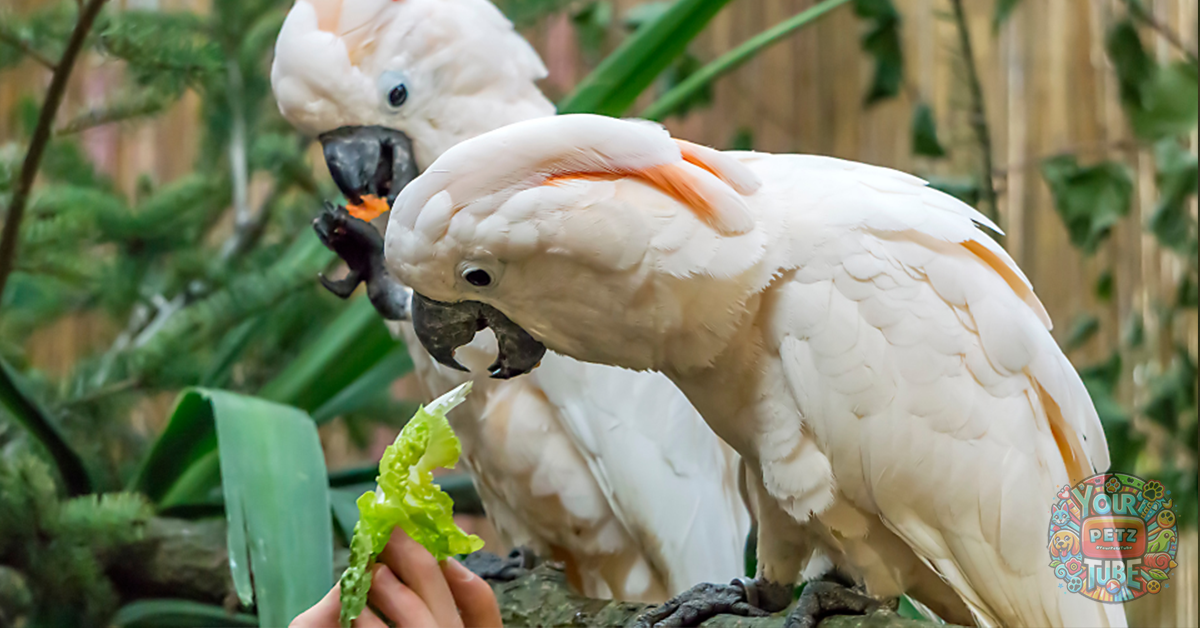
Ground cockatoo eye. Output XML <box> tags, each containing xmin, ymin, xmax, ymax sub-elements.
<box><xmin>463</xmin><ymin>267</ymin><xmax>492</xmax><ymax>287</ymax></box>
<box><xmin>387</xmin><ymin>84</ymin><xmax>408</xmax><ymax>108</ymax></box>
<box><xmin>377</xmin><ymin>71</ymin><xmax>410</xmax><ymax>111</ymax></box>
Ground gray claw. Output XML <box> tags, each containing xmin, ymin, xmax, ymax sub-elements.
<box><xmin>785</xmin><ymin>577</ymin><xmax>893</xmax><ymax>628</ymax></box>
<box><xmin>461</xmin><ymin>547</ymin><xmax>539</xmax><ymax>582</ymax></box>
<box><xmin>633</xmin><ymin>579</ymin><xmax>789</xmax><ymax>628</ymax></box>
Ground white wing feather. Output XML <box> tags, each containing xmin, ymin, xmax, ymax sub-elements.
<box><xmin>746</xmin><ymin>156</ymin><xmax>1122</xmax><ymax>627</ymax></box>
<box><xmin>534</xmin><ymin>353</ymin><xmax>752</xmax><ymax>594</ymax></box>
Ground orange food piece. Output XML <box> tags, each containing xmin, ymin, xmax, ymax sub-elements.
<box><xmin>346</xmin><ymin>194</ymin><xmax>390</xmax><ymax>222</ymax></box>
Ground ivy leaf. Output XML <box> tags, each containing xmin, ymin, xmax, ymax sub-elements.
<box><xmin>1128</xmin><ymin>62</ymin><xmax>1199</xmax><ymax>141</ymax></box>
<box><xmin>1080</xmin><ymin>353</ymin><xmax>1139</xmax><ymax>473</ymax></box>
<box><xmin>926</xmin><ymin>176</ymin><xmax>981</xmax><ymax>207</ymax></box>
<box><xmin>1095</xmin><ymin>270</ymin><xmax>1114</xmax><ymax>303</ymax></box>
<box><xmin>993</xmin><ymin>0</ymin><xmax>1021</xmax><ymax>31</ymax></box>
<box><xmin>1179</xmin><ymin>274</ymin><xmax>1198</xmax><ymax>309</ymax></box>
<box><xmin>911</xmin><ymin>102</ymin><xmax>946</xmax><ymax>158</ymax></box>
<box><xmin>1142</xmin><ymin>348</ymin><xmax>1197</xmax><ymax>432</ymax></box>
<box><xmin>854</xmin><ymin>0</ymin><xmax>903</xmax><ymax>104</ymax></box>
<box><xmin>1041</xmin><ymin>155</ymin><xmax>1133</xmax><ymax>254</ymax></box>
<box><xmin>1148</xmin><ymin>139</ymin><xmax>1199</xmax><ymax>255</ymax></box>
<box><xmin>1107</xmin><ymin>20</ymin><xmax>1200</xmax><ymax>141</ymax></box>
<box><xmin>729</xmin><ymin>128</ymin><xmax>755</xmax><ymax>151</ymax></box>
<box><xmin>1123</xmin><ymin>312</ymin><xmax>1145</xmax><ymax>348</ymax></box>
<box><xmin>1064</xmin><ymin>313</ymin><xmax>1100</xmax><ymax>352</ymax></box>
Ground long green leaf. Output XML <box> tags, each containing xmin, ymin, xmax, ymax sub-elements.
<box><xmin>258</xmin><ymin>296</ymin><xmax>398</xmax><ymax>412</ymax></box>
<box><xmin>310</xmin><ymin>347</ymin><xmax>413</xmax><ymax>425</ymax></box>
<box><xmin>131</xmin><ymin>389</ymin><xmax>332</xmax><ymax>625</ymax></box>
<box><xmin>0</xmin><ymin>357</ymin><xmax>93</xmax><ymax>495</ymax></box>
<box><xmin>641</xmin><ymin>0</ymin><xmax>851</xmax><ymax>121</ymax></box>
<box><xmin>135</xmin><ymin>294</ymin><xmax>402</xmax><ymax>507</ymax></box>
<box><xmin>129</xmin><ymin>391</ymin><xmax>218</xmax><ymax>505</ymax></box>
<box><xmin>558</xmin><ymin>0</ymin><xmax>735</xmax><ymax>116</ymax></box>
<box><xmin>112</xmin><ymin>599</ymin><xmax>258</xmax><ymax>628</ymax></box>
<box><xmin>204</xmin><ymin>388</ymin><xmax>332</xmax><ymax>627</ymax></box>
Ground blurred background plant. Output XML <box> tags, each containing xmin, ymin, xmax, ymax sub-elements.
<box><xmin>0</xmin><ymin>0</ymin><xmax>1195</xmax><ymax>626</ymax></box>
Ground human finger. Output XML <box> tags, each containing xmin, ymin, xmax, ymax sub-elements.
<box><xmin>377</xmin><ymin>527</ymin><xmax>460</xmax><ymax>627</ymax></box>
<box><xmin>290</xmin><ymin>584</ymin><xmax>341</xmax><ymax>627</ymax></box>
<box><xmin>351</xmin><ymin>607</ymin><xmax>387</xmax><ymax>628</ymax></box>
<box><xmin>442</xmin><ymin>558</ymin><xmax>502</xmax><ymax>628</ymax></box>
<box><xmin>368</xmin><ymin>563</ymin><xmax>443</xmax><ymax>627</ymax></box>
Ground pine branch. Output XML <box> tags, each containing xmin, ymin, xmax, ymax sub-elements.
<box><xmin>0</xmin><ymin>0</ymin><xmax>110</xmax><ymax>300</ymax></box>
<box><xmin>55</xmin><ymin>88</ymin><xmax>177</xmax><ymax>136</ymax></box>
<box><xmin>0</xmin><ymin>23</ymin><xmax>57</xmax><ymax>71</ymax></box>
<box><xmin>949</xmin><ymin>0</ymin><xmax>1001</xmax><ymax>234</ymax></box>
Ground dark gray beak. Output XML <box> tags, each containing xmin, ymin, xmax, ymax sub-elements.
<box><xmin>312</xmin><ymin>126</ymin><xmax>418</xmax><ymax>321</ymax></box>
<box><xmin>411</xmin><ymin>293</ymin><xmax>546</xmax><ymax>379</ymax></box>
<box><xmin>318</xmin><ymin>125</ymin><xmax>419</xmax><ymax>208</ymax></box>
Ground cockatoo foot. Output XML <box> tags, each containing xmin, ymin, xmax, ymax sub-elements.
<box><xmin>311</xmin><ymin>202</ymin><xmax>412</xmax><ymax>320</ymax></box>
<box><xmin>460</xmin><ymin>546</ymin><xmax>539</xmax><ymax>582</ymax></box>
<box><xmin>784</xmin><ymin>577</ymin><xmax>896</xmax><ymax>628</ymax></box>
<box><xmin>632</xmin><ymin>578</ymin><xmax>791</xmax><ymax>627</ymax></box>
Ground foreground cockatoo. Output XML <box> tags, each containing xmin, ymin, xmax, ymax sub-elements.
<box><xmin>271</xmin><ymin>0</ymin><xmax>751</xmax><ymax>602</ymax></box>
<box><xmin>385</xmin><ymin>113</ymin><xmax>1128</xmax><ymax>628</ymax></box>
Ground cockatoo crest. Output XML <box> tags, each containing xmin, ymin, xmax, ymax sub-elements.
<box><xmin>271</xmin><ymin>0</ymin><xmax>553</xmax><ymax>166</ymax></box>
<box><xmin>393</xmin><ymin>114</ymin><xmax>761</xmax><ymax>239</ymax></box>
<box><xmin>388</xmin><ymin>115</ymin><xmax>770</xmax><ymax>372</ymax></box>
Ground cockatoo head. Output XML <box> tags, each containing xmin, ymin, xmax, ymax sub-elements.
<box><xmin>271</xmin><ymin>0</ymin><xmax>553</xmax><ymax>208</ymax></box>
<box><xmin>384</xmin><ymin>114</ymin><xmax>766</xmax><ymax>378</ymax></box>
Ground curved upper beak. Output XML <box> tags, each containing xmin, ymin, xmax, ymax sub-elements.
<box><xmin>410</xmin><ymin>292</ymin><xmax>546</xmax><ymax>379</ymax></box>
<box><xmin>318</xmin><ymin>125</ymin><xmax>419</xmax><ymax>208</ymax></box>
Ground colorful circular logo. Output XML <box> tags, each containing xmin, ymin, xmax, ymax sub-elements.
<box><xmin>1049</xmin><ymin>473</ymin><xmax>1178</xmax><ymax>602</ymax></box>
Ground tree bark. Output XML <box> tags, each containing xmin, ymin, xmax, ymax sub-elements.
<box><xmin>108</xmin><ymin>518</ymin><xmax>961</xmax><ymax>628</ymax></box>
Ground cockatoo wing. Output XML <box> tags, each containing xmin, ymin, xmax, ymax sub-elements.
<box><xmin>533</xmin><ymin>354</ymin><xmax>752</xmax><ymax>595</ymax></box>
<box><xmin>756</xmin><ymin>156</ymin><xmax>1122</xmax><ymax>627</ymax></box>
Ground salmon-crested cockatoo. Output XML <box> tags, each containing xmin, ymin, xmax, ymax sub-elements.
<box><xmin>385</xmin><ymin>113</ymin><xmax>1128</xmax><ymax>628</ymax></box>
<box><xmin>270</xmin><ymin>0</ymin><xmax>751</xmax><ymax>602</ymax></box>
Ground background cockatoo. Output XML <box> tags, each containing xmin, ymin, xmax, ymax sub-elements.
<box><xmin>385</xmin><ymin>113</ymin><xmax>1129</xmax><ymax>628</ymax></box>
<box><xmin>271</xmin><ymin>0</ymin><xmax>751</xmax><ymax>602</ymax></box>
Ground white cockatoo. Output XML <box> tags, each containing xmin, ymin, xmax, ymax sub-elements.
<box><xmin>270</xmin><ymin>0</ymin><xmax>751</xmax><ymax>603</ymax></box>
<box><xmin>385</xmin><ymin>113</ymin><xmax>1128</xmax><ymax>628</ymax></box>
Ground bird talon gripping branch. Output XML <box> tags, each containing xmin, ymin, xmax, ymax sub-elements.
<box><xmin>785</xmin><ymin>575</ymin><xmax>894</xmax><ymax>628</ymax></box>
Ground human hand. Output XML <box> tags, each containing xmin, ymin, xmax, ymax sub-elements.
<box><xmin>290</xmin><ymin>527</ymin><xmax>502</xmax><ymax>627</ymax></box>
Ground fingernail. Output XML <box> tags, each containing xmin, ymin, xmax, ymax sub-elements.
<box><xmin>443</xmin><ymin>557</ymin><xmax>475</xmax><ymax>582</ymax></box>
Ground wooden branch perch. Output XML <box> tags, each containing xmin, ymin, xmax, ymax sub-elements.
<box><xmin>107</xmin><ymin>518</ymin><xmax>961</xmax><ymax>628</ymax></box>
<box><xmin>490</xmin><ymin>564</ymin><xmax>952</xmax><ymax>628</ymax></box>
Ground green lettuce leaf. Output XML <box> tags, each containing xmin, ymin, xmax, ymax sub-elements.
<box><xmin>338</xmin><ymin>382</ymin><xmax>483</xmax><ymax>627</ymax></box>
